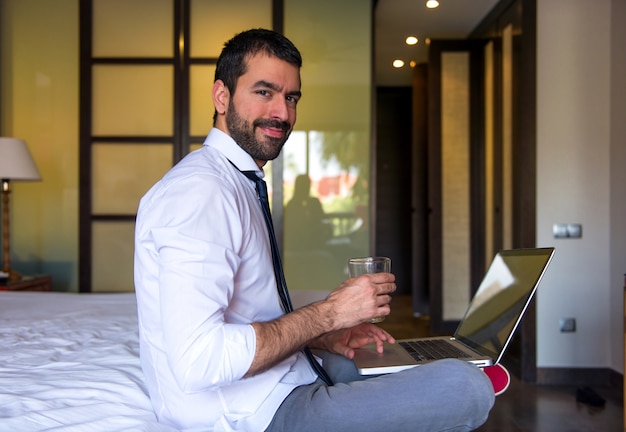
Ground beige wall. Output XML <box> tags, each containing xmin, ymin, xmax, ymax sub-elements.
<box><xmin>1</xmin><ymin>0</ymin><xmax>79</xmax><ymax>291</ymax></box>
<box><xmin>536</xmin><ymin>0</ymin><xmax>626</xmax><ymax>373</ymax></box>
<box><xmin>609</xmin><ymin>0</ymin><xmax>626</xmax><ymax>374</ymax></box>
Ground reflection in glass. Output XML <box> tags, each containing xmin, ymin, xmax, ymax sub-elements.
<box><xmin>284</xmin><ymin>174</ymin><xmax>331</xmax><ymax>249</ymax></box>
<box><xmin>282</xmin><ymin>0</ymin><xmax>372</xmax><ymax>291</ymax></box>
<box><xmin>455</xmin><ymin>250</ymin><xmax>553</xmax><ymax>359</ymax></box>
<box><xmin>283</xmin><ymin>130</ymin><xmax>369</xmax><ymax>291</ymax></box>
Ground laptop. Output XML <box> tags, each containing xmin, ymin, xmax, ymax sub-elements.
<box><xmin>353</xmin><ymin>247</ymin><xmax>555</xmax><ymax>375</ymax></box>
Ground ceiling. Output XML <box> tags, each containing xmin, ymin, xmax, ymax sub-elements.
<box><xmin>375</xmin><ymin>0</ymin><xmax>500</xmax><ymax>86</ymax></box>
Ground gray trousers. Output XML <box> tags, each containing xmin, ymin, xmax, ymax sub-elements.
<box><xmin>265</xmin><ymin>352</ymin><xmax>495</xmax><ymax>432</ymax></box>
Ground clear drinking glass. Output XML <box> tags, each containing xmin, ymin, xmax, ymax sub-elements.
<box><xmin>348</xmin><ymin>256</ymin><xmax>392</xmax><ymax>323</ymax></box>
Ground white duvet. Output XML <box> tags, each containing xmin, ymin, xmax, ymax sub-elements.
<box><xmin>0</xmin><ymin>292</ymin><xmax>177</xmax><ymax>432</ymax></box>
<box><xmin>0</xmin><ymin>290</ymin><xmax>329</xmax><ymax>431</ymax></box>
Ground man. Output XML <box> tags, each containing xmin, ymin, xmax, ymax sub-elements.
<box><xmin>134</xmin><ymin>28</ymin><xmax>494</xmax><ymax>432</ymax></box>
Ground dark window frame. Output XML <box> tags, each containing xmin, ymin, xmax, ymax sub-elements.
<box><xmin>78</xmin><ymin>0</ymin><xmax>283</xmax><ymax>292</ymax></box>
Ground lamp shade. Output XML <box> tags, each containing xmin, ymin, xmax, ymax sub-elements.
<box><xmin>0</xmin><ymin>137</ymin><xmax>41</xmax><ymax>181</ymax></box>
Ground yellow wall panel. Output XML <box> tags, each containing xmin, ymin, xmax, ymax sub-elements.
<box><xmin>190</xmin><ymin>0</ymin><xmax>271</xmax><ymax>57</ymax></box>
<box><xmin>92</xmin><ymin>144</ymin><xmax>172</xmax><ymax>214</ymax></box>
<box><xmin>190</xmin><ymin>65</ymin><xmax>216</xmax><ymax>136</ymax></box>
<box><xmin>92</xmin><ymin>222</ymin><xmax>135</xmax><ymax>292</ymax></box>
<box><xmin>1</xmin><ymin>0</ymin><xmax>79</xmax><ymax>291</ymax></box>
<box><xmin>92</xmin><ymin>65</ymin><xmax>173</xmax><ymax>136</ymax></box>
<box><xmin>93</xmin><ymin>0</ymin><xmax>173</xmax><ymax>57</ymax></box>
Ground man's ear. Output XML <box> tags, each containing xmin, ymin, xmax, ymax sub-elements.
<box><xmin>212</xmin><ymin>79</ymin><xmax>229</xmax><ymax>115</ymax></box>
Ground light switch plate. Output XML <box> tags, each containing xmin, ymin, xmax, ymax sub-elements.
<box><xmin>553</xmin><ymin>223</ymin><xmax>582</xmax><ymax>239</ymax></box>
<box><xmin>553</xmin><ymin>224</ymin><xmax>568</xmax><ymax>238</ymax></box>
<box><xmin>567</xmin><ymin>223</ymin><xmax>582</xmax><ymax>238</ymax></box>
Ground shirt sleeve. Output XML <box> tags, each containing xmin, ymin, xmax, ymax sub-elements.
<box><xmin>144</xmin><ymin>171</ymin><xmax>257</xmax><ymax>393</ymax></box>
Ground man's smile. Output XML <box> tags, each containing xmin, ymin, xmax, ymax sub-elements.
<box><xmin>259</xmin><ymin>126</ymin><xmax>287</xmax><ymax>139</ymax></box>
<box><xmin>254</xmin><ymin>118</ymin><xmax>291</xmax><ymax>139</ymax></box>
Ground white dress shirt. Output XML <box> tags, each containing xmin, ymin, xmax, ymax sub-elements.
<box><xmin>134</xmin><ymin>128</ymin><xmax>317</xmax><ymax>432</ymax></box>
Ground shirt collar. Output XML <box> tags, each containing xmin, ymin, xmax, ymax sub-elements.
<box><xmin>203</xmin><ymin>128</ymin><xmax>265</xmax><ymax>179</ymax></box>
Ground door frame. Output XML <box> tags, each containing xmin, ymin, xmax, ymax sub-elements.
<box><xmin>425</xmin><ymin>0</ymin><xmax>538</xmax><ymax>382</ymax></box>
<box><xmin>427</xmin><ymin>39</ymin><xmax>487</xmax><ymax>336</ymax></box>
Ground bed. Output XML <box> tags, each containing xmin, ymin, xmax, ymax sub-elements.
<box><xmin>0</xmin><ymin>289</ymin><xmax>328</xmax><ymax>431</ymax></box>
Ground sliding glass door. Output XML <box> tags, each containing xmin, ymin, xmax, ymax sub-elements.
<box><xmin>80</xmin><ymin>0</ymin><xmax>373</xmax><ymax>292</ymax></box>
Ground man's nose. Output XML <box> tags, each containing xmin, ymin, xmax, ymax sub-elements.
<box><xmin>269</xmin><ymin>97</ymin><xmax>290</xmax><ymax>121</ymax></box>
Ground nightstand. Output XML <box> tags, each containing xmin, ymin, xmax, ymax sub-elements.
<box><xmin>0</xmin><ymin>275</ymin><xmax>52</xmax><ymax>291</ymax></box>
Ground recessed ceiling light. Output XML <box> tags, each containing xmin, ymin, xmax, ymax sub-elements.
<box><xmin>406</xmin><ymin>36</ymin><xmax>418</xmax><ymax>46</ymax></box>
<box><xmin>392</xmin><ymin>59</ymin><xmax>405</xmax><ymax>68</ymax></box>
<box><xmin>426</xmin><ymin>0</ymin><xmax>439</xmax><ymax>8</ymax></box>
<box><xmin>410</xmin><ymin>61</ymin><xmax>417</xmax><ymax>68</ymax></box>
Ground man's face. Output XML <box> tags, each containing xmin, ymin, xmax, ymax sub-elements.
<box><xmin>225</xmin><ymin>53</ymin><xmax>301</xmax><ymax>164</ymax></box>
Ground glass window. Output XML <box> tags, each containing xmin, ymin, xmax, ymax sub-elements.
<box><xmin>190</xmin><ymin>65</ymin><xmax>216</xmax><ymax>136</ymax></box>
<box><xmin>190</xmin><ymin>0</ymin><xmax>272</xmax><ymax>58</ymax></box>
<box><xmin>92</xmin><ymin>144</ymin><xmax>172</xmax><ymax>214</ymax></box>
<box><xmin>283</xmin><ymin>0</ymin><xmax>372</xmax><ymax>291</ymax></box>
<box><xmin>92</xmin><ymin>221</ymin><xmax>136</xmax><ymax>292</ymax></box>
<box><xmin>93</xmin><ymin>0</ymin><xmax>173</xmax><ymax>57</ymax></box>
<box><xmin>92</xmin><ymin>65</ymin><xmax>173</xmax><ymax>136</ymax></box>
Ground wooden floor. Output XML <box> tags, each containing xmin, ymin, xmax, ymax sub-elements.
<box><xmin>377</xmin><ymin>295</ymin><xmax>624</xmax><ymax>432</ymax></box>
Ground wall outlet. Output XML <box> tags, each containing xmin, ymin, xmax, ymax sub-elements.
<box><xmin>560</xmin><ymin>318</ymin><xmax>576</xmax><ymax>332</ymax></box>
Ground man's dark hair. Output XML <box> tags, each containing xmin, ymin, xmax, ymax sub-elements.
<box><xmin>213</xmin><ymin>28</ymin><xmax>302</xmax><ymax>122</ymax></box>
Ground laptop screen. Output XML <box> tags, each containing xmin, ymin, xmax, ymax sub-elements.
<box><xmin>454</xmin><ymin>248</ymin><xmax>555</xmax><ymax>362</ymax></box>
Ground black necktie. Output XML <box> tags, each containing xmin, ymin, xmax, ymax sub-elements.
<box><xmin>239</xmin><ymin>169</ymin><xmax>334</xmax><ymax>386</ymax></box>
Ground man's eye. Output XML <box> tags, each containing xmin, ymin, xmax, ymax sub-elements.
<box><xmin>287</xmin><ymin>96</ymin><xmax>299</xmax><ymax>105</ymax></box>
<box><xmin>257</xmin><ymin>90</ymin><xmax>270</xmax><ymax>96</ymax></box>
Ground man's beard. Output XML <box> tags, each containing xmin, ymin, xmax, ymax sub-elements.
<box><xmin>225</xmin><ymin>101</ymin><xmax>292</xmax><ymax>162</ymax></box>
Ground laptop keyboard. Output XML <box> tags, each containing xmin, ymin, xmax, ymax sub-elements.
<box><xmin>399</xmin><ymin>339</ymin><xmax>472</xmax><ymax>362</ymax></box>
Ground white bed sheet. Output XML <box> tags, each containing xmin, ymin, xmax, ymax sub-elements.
<box><xmin>0</xmin><ymin>290</ymin><xmax>329</xmax><ymax>431</ymax></box>
<box><xmin>0</xmin><ymin>291</ymin><xmax>177</xmax><ymax>432</ymax></box>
